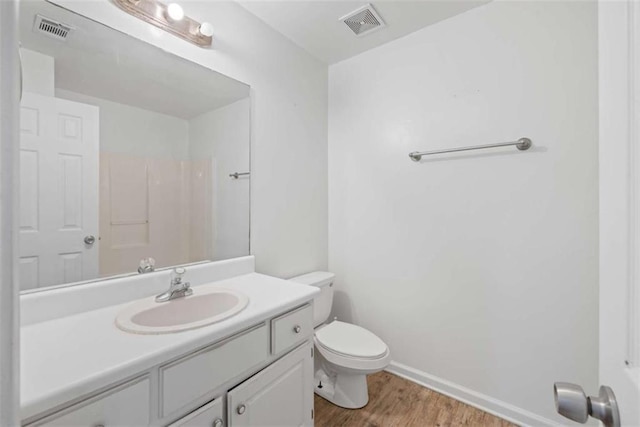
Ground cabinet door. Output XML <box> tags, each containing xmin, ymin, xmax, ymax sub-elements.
<box><xmin>168</xmin><ymin>398</ymin><xmax>224</xmax><ymax>427</ymax></box>
<box><xmin>228</xmin><ymin>341</ymin><xmax>313</xmax><ymax>427</ymax></box>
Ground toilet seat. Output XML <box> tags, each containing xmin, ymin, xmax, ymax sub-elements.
<box><xmin>316</xmin><ymin>321</ymin><xmax>387</xmax><ymax>359</ymax></box>
<box><xmin>315</xmin><ymin>321</ymin><xmax>388</xmax><ymax>363</ymax></box>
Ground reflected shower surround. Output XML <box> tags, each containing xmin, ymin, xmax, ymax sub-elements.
<box><xmin>100</xmin><ymin>152</ymin><xmax>213</xmax><ymax>277</ymax></box>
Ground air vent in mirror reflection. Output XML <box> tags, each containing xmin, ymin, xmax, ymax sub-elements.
<box><xmin>33</xmin><ymin>14</ymin><xmax>73</xmax><ymax>41</ymax></box>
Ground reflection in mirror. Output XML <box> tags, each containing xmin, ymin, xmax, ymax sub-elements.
<box><xmin>18</xmin><ymin>1</ymin><xmax>251</xmax><ymax>292</ymax></box>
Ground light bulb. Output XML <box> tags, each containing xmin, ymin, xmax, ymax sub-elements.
<box><xmin>166</xmin><ymin>3</ymin><xmax>184</xmax><ymax>21</ymax></box>
<box><xmin>199</xmin><ymin>22</ymin><xmax>214</xmax><ymax>37</ymax></box>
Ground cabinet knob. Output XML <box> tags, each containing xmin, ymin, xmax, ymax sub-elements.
<box><xmin>293</xmin><ymin>325</ymin><xmax>301</xmax><ymax>333</ymax></box>
<box><xmin>212</xmin><ymin>418</ymin><xmax>223</xmax><ymax>427</ymax></box>
<box><xmin>237</xmin><ymin>404</ymin><xmax>246</xmax><ymax>415</ymax></box>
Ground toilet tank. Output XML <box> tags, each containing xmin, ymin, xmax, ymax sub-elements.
<box><xmin>289</xmin><ymin>271</ymin><xmax>335</xmax><ymax>327</ymax></box>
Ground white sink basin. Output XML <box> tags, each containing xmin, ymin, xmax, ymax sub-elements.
<box><xmin>116</xmin><ymin>287</ymin><xmax>249</xmax><ymax>334</ymax></box>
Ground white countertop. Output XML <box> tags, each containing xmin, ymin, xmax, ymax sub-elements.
<box><xmin>21</xmin><ymin>272</ymin><xmax>319</xmax><ymax>421</ymax></box>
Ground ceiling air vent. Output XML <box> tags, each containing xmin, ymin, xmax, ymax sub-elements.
<box><xmin>33</xmin><ymin>15</ymin><xmax>74</xmax><ymax>41</ymax></box>
<box><xmin>340</xmin><ymin>4</ymin><xmax>385</xmax><ymax>37</ymax></box>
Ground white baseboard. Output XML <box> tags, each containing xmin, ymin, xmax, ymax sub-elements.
<box><xmin>385</xmin><ymin>361</ymin><xmax>562</xmax><ymax>427</ymax></box>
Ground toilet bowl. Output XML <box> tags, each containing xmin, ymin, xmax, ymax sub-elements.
<box><xmin>289</xmin><ymin>272</ymin><xmax>390</xmax><ymax>409</ymax></box>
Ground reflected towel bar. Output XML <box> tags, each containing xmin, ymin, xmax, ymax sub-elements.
<box><xmin>408</xmin><ymin>137</ymin><xmax>532</xmax><ymax>162</ymax></box>
<box><xmin>229</xmin><ymin>172</ymin><xmax>250</xmax><ymax>179</ymax></box>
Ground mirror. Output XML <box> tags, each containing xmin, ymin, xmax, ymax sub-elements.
<box><xmin>18</xmin><ymin>1</ymin><xmax>251</xmax><ymax>292</ymax></box>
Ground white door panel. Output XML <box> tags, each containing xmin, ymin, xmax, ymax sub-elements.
<box><xmin>554</xmin><ymin>2</ymin><xmax>640</xmax><ymax>426</ymax></box>
<box><xmin>598</xmin><ymin>2</ymin><xmax>640</xmax><ymax>426</ymax></box>
<box><xmin>19</xmin><ymin>92</ymin><xmax>99</xmax><ymax>290</ymax></box>
<box><xmin>228</xmin><ymin>342</ymin><xmax>313</xmax><ymax>427</ymax></box>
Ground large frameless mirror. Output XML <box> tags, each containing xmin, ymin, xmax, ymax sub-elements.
<box><xmin>18</xmin><ymin>0</ymin><xmax>251</xmax><ymax>292</ymax></box>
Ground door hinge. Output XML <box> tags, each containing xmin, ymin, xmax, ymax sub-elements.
<box><xmin>311</xmin><ymin>409</ymin><xmax>314</xmax><ymax>419</ymax></box>
<box><xmin>311</xmin><ymin>347</ymin><xmax>314</xmax><ymax>358</ymax></box>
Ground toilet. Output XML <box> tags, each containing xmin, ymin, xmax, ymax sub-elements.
<box><xmin>290</xmin><ymin>271</ymin><xmax>391</xmax><ymax>409</ymax></box>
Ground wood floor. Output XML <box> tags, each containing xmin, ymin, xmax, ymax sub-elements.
<box><xmin>314</xmin><ymin>372</ymin><xmax>517</xmax><ymax>427</ymax></box>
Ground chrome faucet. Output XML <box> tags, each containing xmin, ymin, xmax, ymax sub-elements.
<box><xmin>155</xmin><ymin>267</ymin><xmax>193</xmax><ymax>303</ymax></box>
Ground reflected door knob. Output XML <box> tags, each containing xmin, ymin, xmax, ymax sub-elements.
<box><xmin>84</xmin><ymin>235</ymin><xmax>96</xmax><ymax>245</ymax></box>
<box><xmin>212</xmin><ymin>418</ymin><xmax>223</xmax><ymax>427</ymax></box>
<box><xmin>293</xmin><ymin>325</ymin><xmax>301</xmax><ymax>333</ymax></box>
<box><xmin>237</xmin><ymin>404</ymin><xmax>246</xmax><ymax>415</ymax></box>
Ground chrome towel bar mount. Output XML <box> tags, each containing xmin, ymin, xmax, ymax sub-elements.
<box><xmin>408</xmin><ymin>137</ymin><xmax>532</xmax><ymax>162</ymax></box>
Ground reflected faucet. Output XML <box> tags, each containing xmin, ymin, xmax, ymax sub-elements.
<box><xmin>138</xmin><ymin>257</ymin><xmax>156</xmax><ymax>274</ymax></box>
<box><xmin>155</xmin><ymin>267</ymin><xmax>193</xmax><ymax>303</ymax></box>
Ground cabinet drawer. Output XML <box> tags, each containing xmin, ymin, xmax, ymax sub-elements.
<box><xmin>168</xmin><ymin>398</ymin><xmax>224</xmax><ymax>427</ymax></box>
<box><xmin>27</xmin><ymin>376</ymin><xmax>150</xmax><ymax>426</ymax></box>
<box><xmin>271</xmin><ymin>304</ymin><xmax>313</xmax><ymax>355</ymax></box>
<box><xmin>161</xmin><ymin>323</ymin><xmax>268</xmax><ymax>417</ymax></box>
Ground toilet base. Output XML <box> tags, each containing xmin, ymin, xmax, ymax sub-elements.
<box><xmin>314</xmin><ymin>369</ymin><xmax>369</xmax><ymax>409</ymax></box>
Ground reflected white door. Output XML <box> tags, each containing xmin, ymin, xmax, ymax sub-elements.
<box><xmin>19</xmin><ymin>92</ymin><xmax>99</xmax><ymax>290</ymax></box>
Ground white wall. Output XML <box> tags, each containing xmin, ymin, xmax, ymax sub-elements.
<box><xmin>56</xmin><ymin>89</ymin><xmax>190</xmax><ymax>160</ymax></box>
<box><xmin>19</xmin><ymin>48</ymin><xmax>54</xmax><ymax>97</ymax></box>
<box><xmin>189</xmin><ymin>98</ymin><xmax>251</xmax><ymax>261</ymax></box>
<box><xmin>328</xmin><ymin>1</ymin><xmax>598</xmax><ymax>424</ymax></box>
<box><xmin>51</xmin><ymin>0</ymin><xmax>328</xmax><ymax>278</ymax></box>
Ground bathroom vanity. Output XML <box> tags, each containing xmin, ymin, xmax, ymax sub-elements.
<box><xmin>15</xmin><ymin>2</ymin><xmax>315</xmax><ymax>426</ymax></box>
<box><xmin>20</xmin><ymin>257</ymin><xmax>318</xmax><ymax>426</ymax></box>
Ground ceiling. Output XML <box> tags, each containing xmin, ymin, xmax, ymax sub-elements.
<box><xmin>19</xmin><ymin>1</ymin><xmax>249</xmax><ymax>119</ymax></box>
<box><xmin>238</xmin><ymin>1</ymin><xmax>490</xmax><ymax>64</ymax></box>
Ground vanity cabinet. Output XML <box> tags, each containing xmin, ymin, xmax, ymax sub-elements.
<box><xmin>24</xmin><ymin>304</ymin><xmax>314</xmax><ymax>427</ymax></box>
<box><xmin>228</xmin><ymin>341</ymin><xmax>313</xmax><ymax>427</ymax></box>
<box><xmin>170</xmin><ymin>341</ymin><xmax>313</xmax><ymax>427</ymax></box>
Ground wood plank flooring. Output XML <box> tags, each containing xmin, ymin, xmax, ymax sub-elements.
<box><xmin>314</xmin><ymin>371</ymin><xmax>517</xmax><ymax>427</ymax></box>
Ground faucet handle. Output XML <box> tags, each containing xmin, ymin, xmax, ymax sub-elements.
<box><xmin>171</xmin><ymin>267</ymin><xmax>186</xmax><ymax>283</ymax></box>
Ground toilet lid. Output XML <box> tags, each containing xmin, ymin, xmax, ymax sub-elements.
<box><xmin>315</xmin><ymin>321</ymin><xmax>387</xmax><ymax>359</ymax></box>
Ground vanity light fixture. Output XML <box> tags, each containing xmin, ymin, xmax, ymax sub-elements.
<box><xmin>114</xmin><ymin>0</ymin><xmax>212</xmax><ymax>47</ymax></box>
